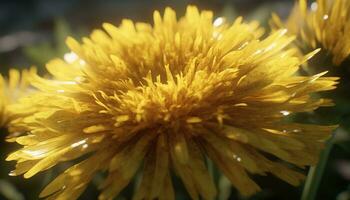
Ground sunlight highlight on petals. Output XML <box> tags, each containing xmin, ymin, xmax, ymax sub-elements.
<box><xmin>6</xmin><ymin>5</ymin><xmax>338</xmax><ymax>200</ymax></box>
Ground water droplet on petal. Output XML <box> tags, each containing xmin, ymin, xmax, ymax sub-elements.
<box><xmin>233</xmin><ymin>154</ymin><xmax>242</xmax><ymax>162</ymax></box>
<box><xmin>8</xmin><ymin>171</ymin><xmax>17</xmax><ymax>176</ymax></box>
<box><xmin>71</xmin><ymin>139</ymin><xmax>87</xmax><ymax>148</ymax></box>
<box><xmin>64</xmin><ymin>52</ymin><xmax>78</xmax><ymax>64</ymax></box>
<box><xmin>280</xmin><ymin>110</ymin><xmax>290</xmax><ymax>116</ymax></box>
<box><xmin>213</xmin><ymin>17</ymin><xmax>225</xmax><ymax>27</ymax></box>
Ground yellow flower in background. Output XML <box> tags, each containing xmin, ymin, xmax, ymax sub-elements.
<box><xmin>7</xmin><ymin>6</ymin><xmax>338</xmax><ymax>200</ymax></box>
<box><xmin>0</xmin><ymin>68</ymin><xmax>34</xmax><ymax>127</ymax></box>
<box><xmin>271</xmin><ymin>0</ymin><xmax>350</xmax><ymax>66</ymax></box>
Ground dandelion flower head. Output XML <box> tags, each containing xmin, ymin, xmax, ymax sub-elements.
<box><xmin>0</xmin><ymin>68</ymin><xmax>33</xmax><ymax>127</ymax></box>
<box><xmin>271</xmin><ymin>0</ymin><xmax>350</xmax><ymax>65</ymax></box>
<box><xmin>7</xmin><ymin>6</ymin><xmax>338</xmax><ymax>200</ymax></box>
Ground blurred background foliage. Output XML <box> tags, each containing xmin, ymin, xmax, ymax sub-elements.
<box><xmin>0</xmin><ymin>0</ymin><xmax>349</xmax><ymax>199</ymax></box>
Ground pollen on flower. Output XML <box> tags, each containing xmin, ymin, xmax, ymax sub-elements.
<box><xmin>6</xmin><ymin>5</ymin><xmax>338</xmax><ymax>200</ymax></box>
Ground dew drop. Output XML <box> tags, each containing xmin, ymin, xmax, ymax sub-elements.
<box><xmin>280</xmin><ymin>110</ymin><xmax>290</xmax><ymax>116</ymax></box>
<box><xmin>8</xmin><ymin>171</ymin><xmax>17</xmax><ymax>176</ymax></box>
<box><xmin>64</xmin><ymin>52</ymin><xmax>78</xmax><ymax>64</ymax></box>
<box><xmin>233</xmin><ymin>154</ymin><xmax>242</xmax><ymax>162</ymax></box>
<box><xmin>71</xmin><ymin>139</ymin><xmax>87</xmax><ymax>148</ymax></box>
<box><xmin>213</xmin><ymin>17</ymin><xmax>225</xmax><ymax>27</ymax></box>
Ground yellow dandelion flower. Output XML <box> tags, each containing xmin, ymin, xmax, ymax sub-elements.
<box><xmin>271</xmin><ymin>0</ymin><xmax>350</xmax><ymax>65</ymax></box>
<box><xmin>0</xmin><ymin>68</ymin><xmax>34</xmax><ymax>127</ymax></box>
<box><xmin>7</xmin><ymin>6</ymin><xmax>338</xmax><ymax>200</ymax></box>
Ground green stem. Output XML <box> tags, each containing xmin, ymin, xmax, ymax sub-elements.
<box><xmin>301</xmin><ymin>139</ymin><xmax>334</xmax><ymax>200</ymax></box>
